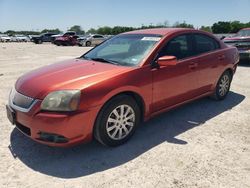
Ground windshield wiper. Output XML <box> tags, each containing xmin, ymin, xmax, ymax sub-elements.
<box><xmin>90</xmin><ymin>57</ymin><xmax>119</xmax><ymax>65</ymax></box>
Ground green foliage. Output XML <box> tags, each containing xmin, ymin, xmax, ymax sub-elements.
<box><xmin>110</xmin><ymin>26</ymin><xmax>134</xmax><ymax>35</ymax></box>
<box><xmin>4</xmin><ymin>30</ymin><xmax>16</xmax><ymax>36</ymax></box>
<box><xmin>86</xmin><ymin>28</ymin><xmax>97</xmax><ymax>34</ymax></box>
<box><xmin>96</xmin><ymin>26</ymin><xmax>112</xmax><ymax>35</ymax></box>
<box><xmin>68</xmin><ymin>25</ymin><xmax>85</xmax><ymax>35</ymax></box>
<box><xmin>41</xmin><ymin>28</ymin><xmax>61</xmax><ymax>34</ymax></box>
<box><xmin>174</xmin><ymin>21</ymin><xmax>194</xmax><ymax>28</ymax></box>
<box><xmin>212</xmin><ymin>21</ymin><xmax>250</xmax><ymax>33</ymax></box>
<box><xmin>200</xmin><ymin>26</ymin><xmax>212</xmax><ymax>33</ymax></box>
<box><xmin>4</xmin><ymin>30</ymin><xmax>40</xmax><ymax>35</ymax></box>
<box><xmin>2</xmin><ymin>21</ymin><xmax>250</xmax><ymax>36</ymax></box>
<box><xmin>212</xmin><ymin>21</ymin><xmax>232</xmax><ymax>33</ymax></box>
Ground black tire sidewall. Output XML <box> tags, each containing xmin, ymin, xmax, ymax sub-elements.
<box><xmin>94</xmin><ymin>95</ymin><xmax>141</xmax><ymax>146</ymax></box>
<box><xmin>86</xmin><ymin>41</ymin><xmax>91</xmax><ymax>46</ymax></box>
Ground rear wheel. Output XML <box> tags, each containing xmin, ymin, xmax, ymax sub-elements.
<box><xmin>86</xmin><ymin>41</ymin><xmax>91</xmax><ymax>46</ymax></box>
<box><xmin>55</xmin><ymin>41</ymin><xmax>61</xmax><ymax>46</ymax></box>
<box><xmin>212</xmin><ymin>71</ymin><xmax>232</xmax><ymax>100</ymax></box>
<box><xmin>94</xmin><ymin>95</ymin><xmax>141</xmax><ymax>147</ymax></box>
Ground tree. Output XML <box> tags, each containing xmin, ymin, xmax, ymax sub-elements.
<box><xmin>97</xmin><ymin>26</ymin><xmax>112</xmax><ymax>35</ymax></box>
<box><xmin>200</xmin><ymin>26</ymin><xmax>212</xmax><ymax>33</ymax></box>
<box><xmin>41</xmin><ymin>28</ymin><xmax>61</xmax><ymax>34</ymax></box>
<box><xmin>68</xmin><ymin>25</ymin><xmax>85</xmax><ymax>35</ymax></box>
<box><xmin>173</xmin><ymin>21</ymin><xmax>194</xmax><ymax>28</ymax></box>
<box><xmin>4</xmin><ymin>30</ymin><xmax>16</xmax><ymax>36</ymax></box>
<box><xmin>212</xmin><ymin>21</ymin><xmax>232</xmax><ymax>33</ymax></box>
<box><xmin>230</xmin><ymin>21</ymin><xmax>245</xmax><ymax>33</ymax></box>
<box><xmin>87</xmin><ymin>28</ymin><xmax>97</xmax><ymax>34</ymax></box>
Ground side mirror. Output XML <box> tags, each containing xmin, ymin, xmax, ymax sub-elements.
<box><xmin>157</xmin><ymin>56</ymin><xmax>177</xmax><ymax>67</ymax></box>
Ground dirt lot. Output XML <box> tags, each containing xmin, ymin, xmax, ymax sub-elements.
<box><xmin>0</xmin><ymin>43</ymin><xmax>250</xmax><ymax>188</ymax></box>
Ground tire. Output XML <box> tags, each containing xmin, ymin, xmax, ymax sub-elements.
<box><xmin>55</xmin><ymin>41</ymin><xmax>61</xmax><ymax>46</ymax></box>
<box><xmin>86</xmin><ymin>41</ymin><xmax>91</xmax><ymax>46</ymax></box>
<box><xmin>212</xmin><ymin>70</ymin><xmax>232</xmax><ymax>100</ymax></box>
<box><xmin>94</xmin><ymin>95</ymin><xmax>141</xmax><ymax>147</ymax></box>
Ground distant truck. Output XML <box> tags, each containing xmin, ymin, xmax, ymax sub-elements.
<box><xmin>223</xmin><ymin>28</ymin><xmax>250</xmax><ymax>62</ymax></box>
<box><xmin>31</xmin><ymin>33</ymin><xmax>57</xmax><ymax>44</ymax></box>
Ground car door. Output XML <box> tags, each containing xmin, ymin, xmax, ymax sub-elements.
<box><xmin>96</xmin><ymin>35</ymin><xmax>105</xmax><ymax>44</ymax></box>
<box><xmin>92</xmin><ymin>35</ymin><xmax>99</xmax><ymax>45</ymax></box>
<box><xmin>192</xmin><ymin>33</ymin><xmax>224</xmax><ymax>94</ymax></box>
<box><xmin>152</xmin><ymin>34</ymin><xmax>200</xmax><ymax>112</ymax></box>
<box><xmin>92</xmin><ymin>35</ymin><xmax>103</xmax><ymax>45</ymax></box>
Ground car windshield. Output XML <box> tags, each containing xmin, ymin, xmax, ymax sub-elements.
<box><xmin>81</xmin><ymin>34</ymin><xmax>162</xmax><ymax>66</ymax></box>
<box><xmin>235</xmin><ymin>29</ymin><xmax>250</xmax><ymax>37</ymax></box>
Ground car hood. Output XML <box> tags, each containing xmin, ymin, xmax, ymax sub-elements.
<box><xmin>15</xmin><ymin>59</ymin><xmax>132</xmax><ymax>99</ymax></box>
<box><xmin>1</xmin><ymin>36</ymin><xmax>11</xmax><ymax>39</ymax></box>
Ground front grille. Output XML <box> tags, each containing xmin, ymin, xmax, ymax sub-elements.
<box><xmin>10</xmin><ymin>89</ymin><xmax>35</xmax><ymax>109</ymax></box>
<box><xmin>16</xmin><ymin>122</ymin><xmax>31</xmax><ymax>136</ymax></box>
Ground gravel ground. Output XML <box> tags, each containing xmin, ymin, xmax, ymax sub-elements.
<box><xmin>0</xmin><ymin>43</ymin><xmax>250</xmax><ymax>188</ymax></box>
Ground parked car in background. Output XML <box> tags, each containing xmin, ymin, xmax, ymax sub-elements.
<box><xmin>223</xmin><ymin>28</ymin><xmax>250</xmax><ymax>62</ymax></box>
<box><xmin>11</xmin><ymin>35</ymin><xmax>30</xmax><ymax>42</ymax></box>
<box><xmin>78</xmin><ymin>34</ymin><xmax>106</xmax><ymax>46</ymax></box>
<box><xmin>214</xmin><ymin>33</ymin><xmax>235</xmax><ymax>40</ymax></box>
<box><xmin>0</xmin><ymin>34</ymin><xmax>11</xmax><ymax>42</ymax></box>
<box><xmin>51</xmin><ymin>31</ymin><xmax>76</xmax><ymax>43</ymax></box>
<box><xmin>54</xmin><ymin>32</ymin><xmax>78</xmax><ymax>46</ymax></box>
<box><xmin>31</xmin><ymin>33</ymin><xmax>57</xmax><ymax>44</ymax></box>
<box><xmin>6</xmin><ymin>28</ymin><xmax>239</xmax><ymax>147</ymax></box>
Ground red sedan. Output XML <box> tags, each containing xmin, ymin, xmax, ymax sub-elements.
<box><xmin>6</xmin><ymin>28</ymin><xmax>239</xmax><ymax>147</ymax></box>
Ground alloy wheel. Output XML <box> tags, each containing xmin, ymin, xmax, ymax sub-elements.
<box><xmin>219</xmin><ymin>74</ymin><xmax>230</xmax><ymax>96</ymax></box>
<box><xmin>106</xmin><ymin>104</ymin><xmax>135</xmax><ymax>140</ymax></box>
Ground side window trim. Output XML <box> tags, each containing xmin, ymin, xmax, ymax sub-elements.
<box><xmin>192</xmin><ymin>33</ymin><xmax>221</xmax><ymax>56</ymax></box>
<box><xmin>156</xmin><ymin>33</ymin><xmax>195</xmax><ymax>60</ymax></box>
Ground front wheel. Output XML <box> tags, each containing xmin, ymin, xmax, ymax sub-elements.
<box><xmin>212</xmin><ymin>71</ymin><xmax>232</xmax><ymax>100</ymax></box>
<box><xmin>94</xmin><ymin>95</ymin><xmax>141</xmax><ymax>147</ymax></box>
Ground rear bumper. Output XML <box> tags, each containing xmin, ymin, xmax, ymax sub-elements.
<box><xmin>8</xmin><ymin>102</ymin><xmax>101</xmax><ymax>147</ymax></box>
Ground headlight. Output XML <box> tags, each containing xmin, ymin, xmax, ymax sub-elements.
<box><xmin>41</xmin><ymin>90</ymin><xmax>81</xmax><ymax>111</ymax></box>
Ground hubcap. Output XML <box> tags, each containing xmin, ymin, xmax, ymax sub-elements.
<box><xmin>219</xmin><ymin>74</ymin><xmax>230</xmax><ymax>96</ymax></box>
<box><xmin>106</xmin><ymin>104</ymin><xmax>135</xmax><ymax>140</ymax></box>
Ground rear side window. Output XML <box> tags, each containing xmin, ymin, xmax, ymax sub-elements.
<box><xmin>93</xmin><ymin>35</ymin><xmax>104</xmax><ymax>38</ymax></box>
<box><xmin>194</xmin><ymin>34</ymin><xmax>220</xmax><ymax>55</ymax></box>
<box><xmin>158</xmin><ymin>34</ymin><xmax>193</xmax><ymax>59</ymax></box>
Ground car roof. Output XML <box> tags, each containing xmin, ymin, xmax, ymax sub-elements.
<box><xmin>123</xmin><ymin>28</ymin><xmax>195</xmax><ymax>36</ymax></box>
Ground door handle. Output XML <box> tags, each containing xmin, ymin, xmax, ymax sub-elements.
<box><xmin>218</xmin><ymin>55</ymin><xmax>225</xmax><ymax>60</ymax></box>
<box><xmin>189</xmin><ymin>62</ymin><xmax>198</xmax><ymax>69</ymax></box>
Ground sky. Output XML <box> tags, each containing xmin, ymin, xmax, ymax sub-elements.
<box><xmin>0</xmin><ymin>0</ymin><xmax>250</xmax><ymax>32</ymax></box>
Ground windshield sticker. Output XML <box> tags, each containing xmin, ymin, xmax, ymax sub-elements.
<box><xmin>141</xmin><ymin>37</ymin><xmax>161</xmax><ymax>41</ymax></box>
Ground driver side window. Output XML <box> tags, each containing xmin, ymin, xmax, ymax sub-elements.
<box><xmin>158</xmin><ymin>34</ymin><xmax>193</xmax><ymax>60</ymax></box>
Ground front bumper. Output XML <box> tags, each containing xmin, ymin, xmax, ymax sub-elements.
<box><xmin>7</xmin><ymin>100</ymin><xmax>101</xmax><ymax>147</ymax></box>
<box><xmin>239</xmin><ymin>51</ymin><xmax>250</xmax><ymax>60</ymax></box>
